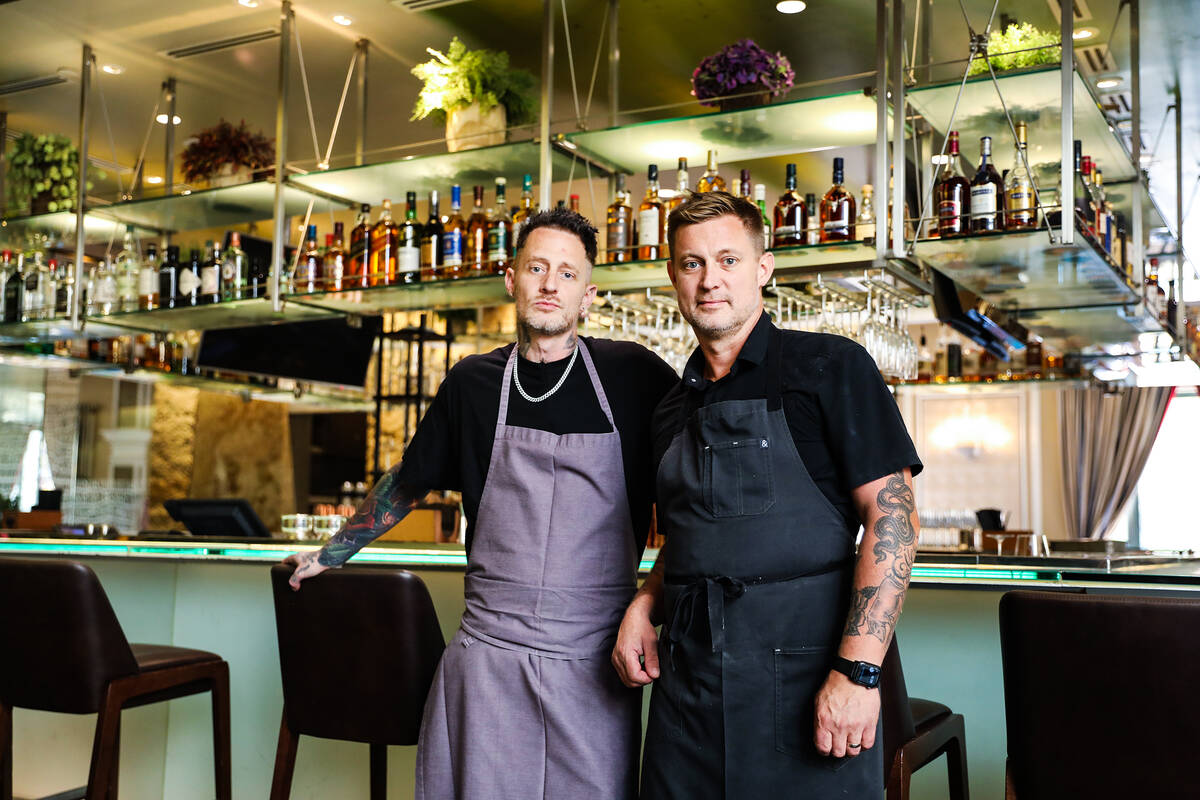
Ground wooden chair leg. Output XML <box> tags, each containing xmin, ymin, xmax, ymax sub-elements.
<box><xmin>86</xmin><ymin>687</ymin><xmax>122</xmax><ymax>800</ymax></box>
<box><xmin>106</xmin><ymin>717</ymin><xmax>121</xmax><ymax>800</ymax></box>
<box><xmin>886</xmin><ymin>750</ymin><xmax>912</xmax><ymax>800</ymax></box>
<box><xmin>369</xmin><ymin>743</ymin><xmax>386</xmax><ymax>800</ymax></box>
<box><xmin>210</xmin><ymin>662</ymin><xmax>232</xmax><ymax>800</ymax></box>
<box><xmin>1</xmin><ymin>701</ymin><xmax>12</xmax><ymax>800</ymax></box>
<box><xmin>1004</xmin><ymin>758</ymin><xmax>1018</xmax><ymax>800</ymax></box>
<box><xmin>269</xmin><ymin>709</ymin><xmax>299</xmax><ymax>800</ymax></box>
<box><xmin>945</xmin><ymin>716</ymin><xmax>969</xmax><ymax>800</ymax></box>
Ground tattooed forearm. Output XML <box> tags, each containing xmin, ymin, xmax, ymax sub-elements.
<box><xmin>843</xmin><ymin>471</ymin><xmax>917</xmax><ymax>644</ymax></box>
<box><xmin>317</xmin><ymin>466</ymin><xmax>423</xmax><ymax>567</ymax></box>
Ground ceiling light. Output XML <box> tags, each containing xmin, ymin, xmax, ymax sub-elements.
<box><xmin>101</xmin><ymin>64</ymin><xmax>123</xmax><ymax>75</ymax></box>
<box><xmin>776</xmin><ymin>0</ymin><xmax>806</xmax><ymax>12</ymax></box>
<box><xmin>332</xmin><ymin>14</ymin><xmax>353</xmax><ymax>25</ymax></box>
<box><xmin>1073</xmin><ymin>27</ymin><xmax>1097</xmax><ymax>40</ymax></box>
<box><xmin>1096</xmin><ymin>77</ymin><xmax>1122</xmax><ymax>90</ymax></box>
<box><xmin>237</xmin><ymin>0</ymin><xmax>259</xmax><ymax>7</ymax></box>
<box><xmin>155</xmin><ymin>114</ymin><xmax>182</xmax><ymax>125</ymax></box>
<box><xmin>146</xmin><ymin>176</ymin><xmax>164</xmax><ymax>185</ymax></box>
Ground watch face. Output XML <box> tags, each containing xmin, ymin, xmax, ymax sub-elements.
<box><xmin>852</xmin><ymin>662</ymin><xmax>882</xmax><ymax>688</ymax></box>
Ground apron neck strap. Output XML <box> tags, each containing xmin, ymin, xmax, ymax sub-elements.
<box><xmin>497</xmin><ymin>338</ymin><xmax>612</xmax><ymax>428</ymax></box>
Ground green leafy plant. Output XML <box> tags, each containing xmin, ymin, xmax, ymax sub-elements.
<box><xmin>411</xmin><ymin>37</ymin><xmax>536</xmax><ymax>126</ymax></box>
<box><xmin>180</xmin><ymin>119</ymin><xmax>274</xmax><ymax>183</ymax></box>
<box><xmin>6</xmin><ymin>133</ymin><xmax>97</xmax><ymax>214</ymax></box>
<box><xmin>967</xmin><ymin>23</ymin><xmax>1061</xmax><ymax>76</ymax></box>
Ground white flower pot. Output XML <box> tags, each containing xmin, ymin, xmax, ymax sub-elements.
<box><xmin>446</xmin><ymin>102</ymin><xmax>507</xmax><ymax>153</ymax></box>
<box><xmin>210</xmin><ymin>163</ymin><xmax>250</xmax><ymax>188</ymax></box>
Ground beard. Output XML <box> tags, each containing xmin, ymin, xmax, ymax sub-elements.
<box><xmin>680</xmin><ymin>296</ymin><xmax>759</xmax><ymax>339</ymax></box>
<box><xmin>519</xmin><ymin>304</ymin><xmax>579</xmax><ymax>337</ymax></box>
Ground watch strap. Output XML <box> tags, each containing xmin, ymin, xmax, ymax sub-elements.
<box><xmin>832</xmin><ymin>656</ymin><xmax>881</xmax><ymax>688</ymax></box>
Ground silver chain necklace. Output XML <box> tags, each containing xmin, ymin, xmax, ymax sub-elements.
<box><xmin>512</xmin><ymin>345</ymin><xmax>579</xmax><ymax>403</ymax></box>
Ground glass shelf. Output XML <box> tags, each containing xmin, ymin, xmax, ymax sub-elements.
<box><xmin>96</xmin><ymin>181</ymin><xmax>353</xmax><ymax>233</ymax></box>
<box><xmin>286</xmin><ymin>142</ymin><xmax>581</xmax><ymax>207</ymax></box>
<box><xmin>91</xmin><ymin>297</ymin><xmax>341</xmax><ymax>333</ymax></box>
<box><xmin>561</xmin><ymin>89</ymin><xmax>886</xmax><ymax>173</ymax></box>
<box><xmin>906</xmin><ymin>66</ymin><xmax>1137</xmax><ymax>183</ymax></box>
<box><xmin>0</xmin><ymin>317</ymin><xmax>133</xmax><ymax>344</ymax></box>
<box><xmin>0</xmin><ymin>211</ymin><xmax>154</xmax><ymax>247</ymax></box>
<box><xmin>911</xmin><ymin>226</ymin><xmax>1138</xmax><ymax>309</ymax></box>
<box><xmin>1016</xmin><ymin>302</ymin><xmax>1165</xmax><ymax>355</ymax></box>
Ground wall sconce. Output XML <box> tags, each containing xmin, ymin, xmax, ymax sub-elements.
<box><xmin>930</xmin><ymin>410</ymin><xmax>1014</xmax><ymax>459</ymax></box>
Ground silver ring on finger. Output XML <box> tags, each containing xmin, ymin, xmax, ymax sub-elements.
<box><xmin>848</xmin><ymin>743</ymin><xmax>862</xmax><ymax>749</ymax></box>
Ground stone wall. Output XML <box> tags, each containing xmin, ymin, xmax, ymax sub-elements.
<box><xmin>147</xmin><ymin>384</ymin><xmax>199</xmax><ymax>529</ymax></box>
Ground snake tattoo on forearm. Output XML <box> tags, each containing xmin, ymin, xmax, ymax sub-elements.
<box><xmin>844</xmin><ymin>471</ymin><xmax>917</xmax><ymax>643</ymax></box>
<box><xmin>317</xmin><ymin>465</ymin><xmax>423</xmax><ymax>567</ymax></box>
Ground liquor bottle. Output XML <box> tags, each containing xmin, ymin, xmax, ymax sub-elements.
<box><xmin>443</xmin><ymin>185</ymin><xmax>466</xmax><ymax>279</ymax></box>
<box><xmin>606</xmin><ymin>174</ymin><xmax>634</xmax><ymax>263</ymax></box>
<box><xmin>160</xmin><ymin>245</ymin><xmax>180</xmax><ymax>309</ymax></box>
<box><xmin>569</xmin><ymin>194</ymin><xmax>580</xmax><ymax>213</ymax></box>
<box><xmin>82</xmin><ymin>264</ymin><xmax>95</xmax><ymax>317</ymax></box>
<box><xmin>347</xmin><ymin>203</ymin><xmax>371</xmax><ymax>288</ymax></box>
<box><xmin>1145</xmin><ymin>258</ymin><xmax>1162</xmax><ymax>321</ymax></box>
<box><xmin>1168</xmin><ymin>279</ymin><xmax>1179</xmax><ymax>334</ymax></box>
<box><xmin>139</xmin><ymin>244</ymin><xmax>159</xmax><ymax>309</ymax></box>
<box><xmin>222</xmin><ymin>234</ymin><xmax>246</xmax><ymax>301</ymax></box>
<box><xmin>369</xmin><ymin>199</ymin><xmax>399</xmax><ymax>286</ymax></box>
<box><xmin>55</xmin><ymin>259</ymin><xmax>74</xmax><ymax>317</ymax></box>
<box><xmin>421</xmin><ymin>190</ymin><xmax>444</xmax><ymax>280</ymax></box>
<box><xmin>666</xmin><ymin>157</ymin><xmax>689</xmax><ymax>213</ymax></box>
<box><xmin>295</xmin><ymin>226</ymin><xmax>321</xmax><ymax>293</ymax></box>
<box><xmin>1003</xmin><ymin>121</ymin><xmax>1036</xmax><ymax>230</ymax></box>
<box><xmin>917</xmin><ymin>336</ymin><xmax>934</xmax><ymax>383</ymax></box>
<box><xmin>200</xmin><ymin>240</ymin><xmax>222</xmax><ymax>304</ymax></box>
<box><xmin>857</xmin><ymin>184</ymin><xmax>876</xmax><ymax>242</ymax></box>
<box><xmin>819</xmin><ymin>157</ymin><xmax>856</xmax><ymax>242</ymax></box>
<box><xmin>320</xmin><ymin>229</ymin><xmax>340</xmax><ymax>292</ymax></box>
<box><xmin>178</xmin><ymin>249</ymin><xmax>201</xmax><ymax>307</ymax></box>
<box><xmin>0</xmin><ymin>250</ymin><xmax>19</xmax><ymax>323</ymax></box>
<box><xmin>754</xmin><ymin>184</ymin><xmax>772</xmax><ymax>252</ymax></box>
<box><xmin>467</xmin><ymin>185</ymin><xmax>489</xmax><ymax>274</ymax></box>
<box><xmin>1077</xmin><ymin>155</ymin><xmax>1096</xmax><ymax>235</ymax></box>
<box><xmin>115</xmin><ymin>226</ymin><xmax>140</xmax><ymax>312</ymax></box>
<box><xmin>486</xmin><ymin>178</ymin><xmax>512</xmax><ymax>274</ymax></box>
<box><xmin>637</xmin><ymin>164</ymin><xmax>666</xmax><ymax>261</ymax></box>
<box><xmin>738</xmin><ymin>169</ymin><xmax>752</xmax><ymax>199</ymax></box>
<box><xmin>969</xmin><ymin>136</ymin><xmax>1003</xmax><ymax>233</ymax></box>
<box><xmin>396</xmin><ymin>192</ymin><xmax>422</xmax><ymax>284</ymax></box>
<box><xmin>697</xmin><ymin>150</ymin><xmax>726</xmax><ymax>193</ymax></box>
<box><xmin>512</xmin><ymin>174</ymin><xmax>535</xmax><ymax>249</ymax></box>
<box><xmin>935</xmin><ymin>131</ymin><xmax>970</xmax><ymax>237</ymax></box>
<box><xmin>93</xmin><ymin>257</ymin><xmax>119</xmax><ymax>315</ymax></box>
<box><xmin>804</xmin><ymin>193</ymin><xmax>820</xmax><ymax>245</ymax></box>
<box><xmin>773</xmin><ymin>163</ymin><xmax>805</xmax><ymax>248</ymax></box>
<box><xmin>34</xmin><ymin>252</ymin><xmax>55</xmax><ymax>319</ymax></box>
<box><xmin>1093</xmin><ymin>167</ymin><xmax>1110</xmax><ymax>251</ymax></box>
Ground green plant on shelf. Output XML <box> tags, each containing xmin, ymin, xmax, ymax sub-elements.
<box><xmin>966</xmin><ymin>23</ymin><xmax>1061</xmax><ymax>76</ymax></box>
<box><xmin>410</xmin><ymin>37</ymin><xmax>536</xmax><ymax>126</ymax></box>
<box><xmin>6</xmin><ymin>133</ymin><xmax>98</xmax><ymax>214</ymax></box>
<box><xmin>180</xmin><ymin>119</ymin><xmax>274</xmax><ymax>184</ymax></box>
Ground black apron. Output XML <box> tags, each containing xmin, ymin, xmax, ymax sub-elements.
<box><xmin>641</xmin><ymin>326</ymin><xmax>884</xmax><ymax>799</ymax></box>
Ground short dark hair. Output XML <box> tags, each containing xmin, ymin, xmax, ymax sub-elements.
<box><xmin>667</xmin><ymin>190</ymin><xmax>764</xmax><ymax>256</ymax></box>
<box><xmin>514</xmin><ymin>207</ymin><xmax>599</xmax><ymax>265</ymax></box>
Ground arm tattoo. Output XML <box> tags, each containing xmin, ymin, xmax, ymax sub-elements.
<box><xmin>317</xmin><ymin>465</ymin><xmax>423</xmax><ymax>567</ymax></box>
<box><xmin>843</xmin><ymin>472</ymin><xmax>917</xmax><ymax>643</ymax></box>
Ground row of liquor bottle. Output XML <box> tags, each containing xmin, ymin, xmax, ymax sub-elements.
<box><xmin>909</xmin><ymin>334</ymin><xmax>1085</xmax><ymax>384</ymax></box>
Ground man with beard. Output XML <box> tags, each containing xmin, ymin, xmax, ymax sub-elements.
<box><xmin>613</xmin><ymin>191</ymin><xmax>922</xmax><ymax>799</ymax></box>
<box><xmin>287</xmin><ymin>207</ymin><xmax>678</xmax><ymax>799</ymax></box>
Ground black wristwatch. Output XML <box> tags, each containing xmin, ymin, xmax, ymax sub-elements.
<box><xmin>831</xmin><ymin>656</ymin><xmax>881</xmax><ymax>689</ymax></box>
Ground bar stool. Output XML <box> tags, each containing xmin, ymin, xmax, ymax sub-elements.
<box><xmin>881</xmin><ymin>636</ymin><xmax>970</xmax><ymax>800</ymax></box>
<box><xmin>0</xmin><ymin>558</ymin><xmax>231</xmax><ymax>800</ymax></box>
<box><xmin>269</xmin><ymin>564</ymin><xmax>445</xmax><ymax>800</ymax></box>
<box><xmin>1000</xmin><ymin>590</ymin><xmax>1200</xmax><ymax>799</ymax></box>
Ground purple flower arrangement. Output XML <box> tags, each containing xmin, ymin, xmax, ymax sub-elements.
<box><xmin>691</xmin><ymin>39</ymin><xmax>795</xmax><ymax>107</ymax></box>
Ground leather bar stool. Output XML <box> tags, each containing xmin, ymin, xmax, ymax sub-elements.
<box><xmin>881</xmin><ymin>635</ymin><xmax>970</xmax><ymax>800</ymax></box>
<box><xmin>0</xmin><ymin>558</ymin><xmax>231</xmax><ymax>800</ymax></box>
<box><xmin>1000</xmin><ymin>590</ymin><xmax>1200</xmax><ymax>799</ymax></box>
<box><xmin>269</xmin><ymin>564</ymin><xmax>445</xmax><ymax>800</ymax></box>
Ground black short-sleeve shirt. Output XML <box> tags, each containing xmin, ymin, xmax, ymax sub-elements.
<box><xmin>652</xmin><ymin>312</ymin><xmax>922</xmax><ymax>534</ymax></box>
<box><xmin>393</xmin><ymin>337</ymin><xmax>679</xmax><ymax>551</ymax></box>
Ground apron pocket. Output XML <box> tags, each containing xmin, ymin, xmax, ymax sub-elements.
<box><xmin>702</xmin><ymin>438</ymin><xmax>775</xmax><ymax>518</ymax></box>
<box><xmin>773</xmin><ymin>647</ymin><xmax>855</xmax><ymax>772</ymax></box>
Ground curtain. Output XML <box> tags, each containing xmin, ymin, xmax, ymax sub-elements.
<box><xmin>1060</xmin><ymin>385</ymin><xmax>1174</xmax><ymax>540</ymax></box>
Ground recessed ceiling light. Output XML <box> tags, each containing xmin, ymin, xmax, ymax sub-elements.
<box><xmin>146</xmin><ymin>176</ymin><xmax>164</xmax><ymax>185</ymax></box>
<box><xmin>155</xmin><ymin>114</ymin><xmax>182</xmax><ymax>125</ymax></box>
<box><xmin>237</xmin><ymin>0</ymin><xmax>259</xmax><ymax>7</ymax></box>
<box><xmin>1073</xmin><ymin>27</ymin><xmax>1097</xmax><ymax>40</ymax></box>
<box><xmin>1096</xmin><ymin>77</ymin><xmax>1122</xmax><ymax>90</ymax></box>
<box><xmin>101</xmin><ymin>64</ymin><xmax>122</xmax><ymax>75</ymax></box>
<box><xmin>776</xmin><ymin>0</ymin><xmax>806</xmax><ymax>12</ymax></box>
<box><xmin>332</xmin><ymin>14</ymin><xmax>353</xmax><ymax>26</ymax></box>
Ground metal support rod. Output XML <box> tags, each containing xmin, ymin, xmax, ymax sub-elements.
<box><xmin>1131</xmin><ymin>0</ymin><xmax>1143</xmax><ymax>285</ymax></box>
<box><xmin>538</xmin><ymin>0</ymin><xmax>555</xmax><ymax>209</ymax></box>
<box><xmin>355</xmin><ymin>39</ymin><xmax>368</xmax><ymax>167</ymax></box>
<box><xmin>874</xmin><ymin>0</ymin><xmax>888</xmax><ymax>261</ymax></box>
<box><xmin>1059</xmin><ymin>2</ymin><xmax>1074</xmax><ymax>246</ymax></box>
<box><xmin>373</xmin><ymin>332</ymin><xmax>383</xmax><ymax>480</ymax></box>
<box><xmin>608</xmin><ymin>0</ymin><xmax>619</xmax><ymax>127</ymax></box>
<box><xmin>71</xmin><ymin>45</ymin><xmax>92</xmax><ymax>331</ymax></box>
<box><xmin>270</xmin><ymin>1</ymin><xmax>293</xmax><ymax>314</ymax></box>
<box><xmin>1174</xmin><ymin>83</ymin><xmax>1183</xmax><ymax>328</ymax></box>
<box><xmin>163</xmin><ymin>78</ymin><xmax>176</xmax><ymax>197</ymax></box>
<box><xmin>0</xmin><ymin>112</ymin><xmax>6</xmax><ymax>216</ymax></box>
<box><xmin>890</xmin><ymin>0</ymin><xmax>906</xmax><ymax>254</ymax></box>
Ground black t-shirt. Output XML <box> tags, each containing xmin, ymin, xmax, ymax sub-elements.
<box><xmin>653</xmin><ymin>312</ymin><xmax>923</xmax><ymax>534</ymax></box>
<box><xmin>395</xmin><ymin>336</ymin><xmax>679</xmax><ymax>551</ymax></box>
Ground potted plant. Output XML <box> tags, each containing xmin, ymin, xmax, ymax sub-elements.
<box><xmin>691</xmin><ymin>39</ymin><xmax>795</xmax><ymax>112</ymax></box>
<box><xmin>6</xmin><ymin>133</ymin><xmax>96</xmax><ymax>215</ymax></box>
<box><xmin>411</xmin><ymin>37</ymin><xmax>536</xmax><ymax>153</ymax></box>
<box><xmin>967</xmin><ymin>22</ymin><xmax>1061</xmax><ymax>76</ymax></box>
<box><xmin>180</xmin><ymin>119</ymin><xmax>274</xmax><ymax>189</ymax></box>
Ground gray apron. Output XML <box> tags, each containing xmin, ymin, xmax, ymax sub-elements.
<box><xmin>641</xmin><ymin>325</ymin><xmax>884</xmax><ymax>799</ymax></box>
<box><xmin>415</xmin><ymin>340</ymin><xmax>642</xmax><ymax>800</ymax></box>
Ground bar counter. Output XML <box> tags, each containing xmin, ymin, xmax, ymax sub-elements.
<box><xmin>4</xmin><ymin>535</ymin><xmax>1199</xmax><ymax>800</ymax></box>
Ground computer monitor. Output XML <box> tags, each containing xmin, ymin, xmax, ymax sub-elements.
<box><xmin>162</xmin><ymin>498</ymin><xmax>273</xmax><ymax>538</ymax></box>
